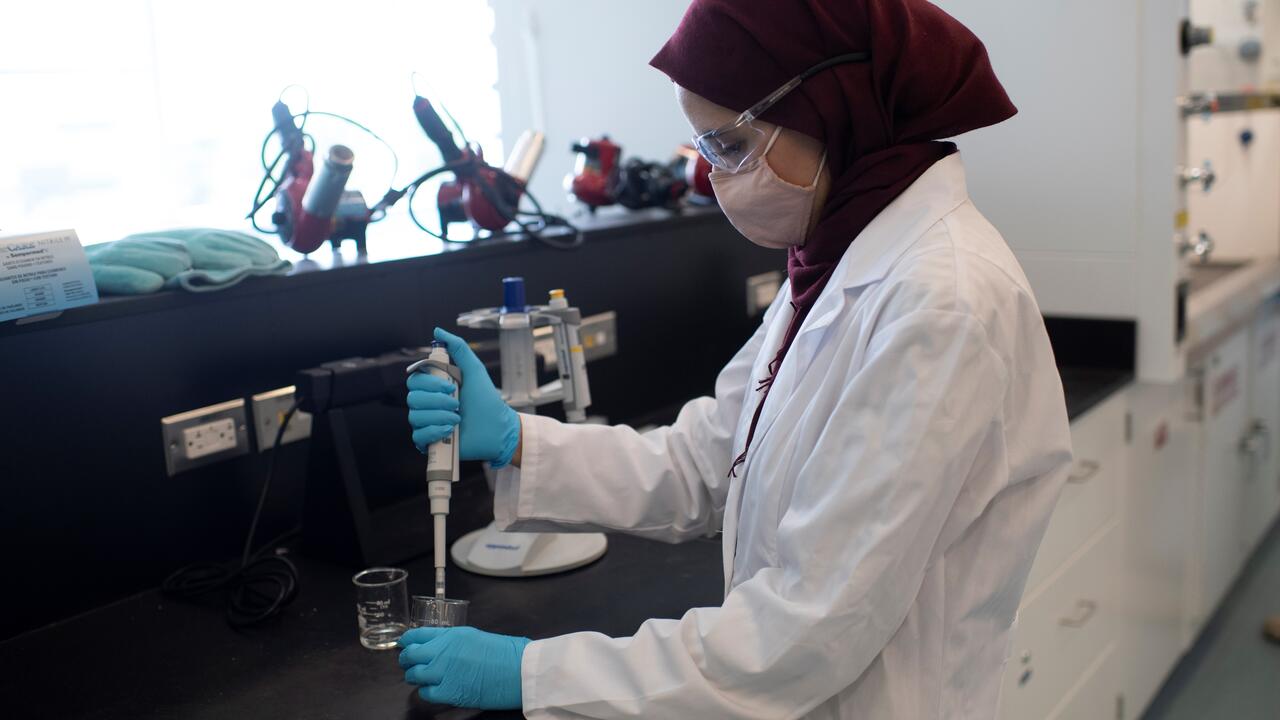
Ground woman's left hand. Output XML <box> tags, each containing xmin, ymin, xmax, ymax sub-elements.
<box><xmin>398</xmin><ymin>626</ymin><xmax>530</xmax><ymax>709</ymax></box>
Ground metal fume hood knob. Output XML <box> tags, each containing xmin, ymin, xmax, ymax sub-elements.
<box><xmin>1240</xmin><ymin>419</ymin><xmax>1271</xmax><ymax>460</ymax></box>
<box><xmin>1181</xmin><ymin>20</ymin><xmax>1215</xmax><ymax>55</ymax></box>
<box><xmin>1177</xmin><ymin>231</ymin><xmax>1216</xmax><ymax>263</ymax></box>
<box><xmin>1179</xmin><ymin>162</ymin><xmax>1216</xmax><ymax>192</ymax></box>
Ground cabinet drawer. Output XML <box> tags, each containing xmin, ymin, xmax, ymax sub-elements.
<box><xmin>1000</xmin><ymin>523</ymin><xmax>1120</xmax><ymax>720</ymax></box>
<box><xmin>1048</xmin><ymin>644</ymin><xmax>1119</xmax><ymax>720</ymax></box>
<box><xmin>1026</xmin><ymin>394</ymin><xmax>1126</xmax><ymax>592</ymax></box>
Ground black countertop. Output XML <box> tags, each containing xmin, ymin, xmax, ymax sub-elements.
<box><xmin>0</xmin><ymin>206</ymin><xmax>723</xmax><ymax>339</ymax></box>
<box><xmin>0</xmin><ymin>367</ymin><xmax>1130</xmax><ymax>720</ymax></box>
<box><xmin>1061</xmin><ymin>367</ymin><xmax>1135</xmax><ymax>421</ymax></box>
<box><xmin>0</xmin><ymin>529</ymin><xmax>725</xmax><ymax>720</ymax></box>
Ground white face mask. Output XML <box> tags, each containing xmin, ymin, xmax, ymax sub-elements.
<box><xmin>708</xmin><ymin>127</ymin><xmax>827</xmax><ymax>249</ymax></box>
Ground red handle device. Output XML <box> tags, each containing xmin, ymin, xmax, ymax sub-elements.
<box><xmin>569</xmin><ymin>136</ymin><xmax>623</xmax><ymax>210</ymax></box>
<box><xmin>272</xmin><ymin>101</ymin><xmax>356</xmax><ymax>254</ymax></box>
<box><xmin>414</xmin><ymin>96</ymin><xmax>523</xmax><ymax>235</ymax></box>
<box><xmin>673</xmin><ymin>144</ymin><xmax>715</xmax><ymax>202</ymax></box>
<box><xmin>686</xmin><ymin>150</ymin><xmax>715</xmax><ymax>201</ymax></box>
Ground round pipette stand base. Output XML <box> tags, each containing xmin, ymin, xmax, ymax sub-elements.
<box><xmin>406</xmin><ymin>690</ymin><xmax>483</xmax><ymax>719</ymax></box>
<box><xmin>451</xmin><ymin>522</ymin><xmax>607</xmax><ymax>577</ymax></box>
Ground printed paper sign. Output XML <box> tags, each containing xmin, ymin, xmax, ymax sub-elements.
<box><xmin>0</xmin><ymin>230</ymin><xmax>99</xmax><ymax>322</ymax></box>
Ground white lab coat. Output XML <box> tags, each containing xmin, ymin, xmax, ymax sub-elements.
<box><xmin>494</xmin><ymin>154</ymin><xmax>1073</xmax><ymax>719</ymax></box>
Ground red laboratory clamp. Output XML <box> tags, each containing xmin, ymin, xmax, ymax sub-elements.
<box><xmin>568</xmin><ymin>136</ymin><xmax>623</xmax><ymax>212</ymax></box>
<box><xmin>267</xmin><ymin>100</ymin><xmax>372</xmax><ymax>254</ymax></box>
<box><xmin>414</xmin><ymin>95</ymin><xmax>532</xmax><ymax>239</ymax></box>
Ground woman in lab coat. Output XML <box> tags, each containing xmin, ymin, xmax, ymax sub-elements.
<box><xmin>399</xmin><ymin>0</ymin><xmax>1073</xmax><ymax>717</ymax></box>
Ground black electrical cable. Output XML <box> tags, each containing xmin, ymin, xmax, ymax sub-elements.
<box><xmin>406</xmin><ymin>178</ymin><xmax>447</xmax><ymax>242</ymax></box>
<box><xmin>497</xmin><ymin>172</ymin><xmax>583</xmax><ymax>250</ymax></box>
<box><xmin>302</xmin><ymin>110</ymin><xmax>399</xmax><ymax>181</ymax></box>
<box><xmin>162</xmin><ymin>402</ymin><xmax>302</xmax><ymax>628</ymax></box>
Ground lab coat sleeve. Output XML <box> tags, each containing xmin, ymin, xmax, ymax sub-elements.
<box><xmin>491</xmin><ymin>307</ymin><xmax>771</xmax><ymax>543</ymax></box>
<box><xmin>519</xmin><ymin>310</ymin><xmax>1009</xmax><ymax>719</ymax></box>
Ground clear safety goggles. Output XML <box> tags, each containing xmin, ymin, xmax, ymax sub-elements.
<box><xmin>693</xmin><ymin>52</ymin><xmax>871</xmax><ymax>174</ymax></box>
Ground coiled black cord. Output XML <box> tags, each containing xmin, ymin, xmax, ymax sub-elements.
<box><xmin>162</xmin><ymin>402</ymin><xmax>302</xmax><ymax>627</ymax></box>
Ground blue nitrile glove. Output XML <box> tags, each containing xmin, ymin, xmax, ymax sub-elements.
<box><xmin>127</xmin><ymin>228</ymin><xmax>291</xmax><ymax>292</ymax></box>
<box><xmin>86</xmin><ymin>229</ymin><xmax>291</xmax><ymax>295</ymax></box>
<box><xmin>406</xmin><ymin>327</ymin><xmax>521</xmax><ymax>467</ymax></box>
<box><xmin>398</xmin><ymin>626</ymin><xmax>530</xmax><ymax>710</ymax></box>
<box><xmin>85</xmin><ymin>239</ymin><xmax>193</xmax><ymax>295</ymax></box>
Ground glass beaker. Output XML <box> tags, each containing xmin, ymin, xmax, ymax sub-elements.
<box><xmin>352</xmin><ymin>567</ymin><xmax>409</xmax><ymax>650</ymax></box>
<box><xmin>411</xmin><ymin>596</ymin><xmax>470</xmax><ymax>628</ymax></box>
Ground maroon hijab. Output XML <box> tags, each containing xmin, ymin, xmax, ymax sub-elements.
<box><xmin>651</xmin><ymin>0</ymin><xmax>1016</xmax><ymax>474</ymax></box>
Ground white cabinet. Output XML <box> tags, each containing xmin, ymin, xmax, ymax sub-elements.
<box><xmin>1049</xmin><ymin>645</ymin><xmax>1121</xmax><ymax>720</ymax></box>
<box><xmin>1244</xmin><ymin>301</ymin><xmax>1280</xmax><ymax>548</ymax></box>
<box><xmin>1024</xmin><ymin>395</ymin><xmax>1125</xmax><ymax>593</ymax></box>
<box><xmin>1001</xmin><ymin>328</ymin><xmax>1280</xmax><ymax>719</ymax></box>
<box><xmin>1000</xmin><ymin>393</ymin><xmax>1129</xmax><ymax>720</ymax></box>
<box><xmin>1115</xmin><ymin>312</ymin><xmax>1280</xmax><ymax>719</ymax></box>
<box><xmin>1001</xmin><ymin>524</ymin><xmax>1121</xmax><ymax>720</ymax></box>
<box><xmin>1188</xmin><ymin>327</ymin><xmax>1254</xmax><ymax>632</ymax></box>
<box><xmin>1120</xmin><ymin>382</ymin><xmax>1197</xmax><ymax>714</ymax></box>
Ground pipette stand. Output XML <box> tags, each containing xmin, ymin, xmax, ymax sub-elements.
<box><xmin>449</xmin><ymin>286</ymin><xmax>608</xmax><ymax>577</ymax></box>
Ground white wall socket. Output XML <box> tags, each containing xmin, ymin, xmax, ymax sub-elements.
<box><xmin>251</xmin><ymin>386</ymin><xmax>313</xmax><ymax>451</ymax></box>
<box><xmin>183</xmin><ymin>418</ymin><xmax>238</xmax><ymax>459</ymax></box>
<box><xmin>161</xmin><ymin>399</ymin><xmax>250</xmax><ymax>476</ymax></box>
<box><xmin>531</xmin><ymin>311</ymin><xmax>619</xmax><ymax>370</ymax></box>
<box><xmin>580</xmin><ymin>311</ymin><xmax>619</xmax><ymax>362</ymax></box>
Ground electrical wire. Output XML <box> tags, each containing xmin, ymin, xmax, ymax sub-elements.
<box><xmin>302</xmin><ymin>111</ymin><xmax>399</xmax><ymax>181</ymax></box>
<box><xmin>162</xmin><ymin>402</ymin><xmax>303</xmax><ymax>628</ymax></box>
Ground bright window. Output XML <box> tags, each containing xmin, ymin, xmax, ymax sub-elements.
<box><xmin>0</xmin><ymin>0</ymin><xmax>502</xmax><ymax>250</ymax></box>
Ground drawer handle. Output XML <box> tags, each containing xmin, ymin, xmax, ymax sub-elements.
<box><xmin>1059</xmin><ymin>599</ymin><xmax>1098</xmax><ymax>628</ymax></box>
<box><xmin>1067</xmin><ymin>460</ymin><xmax>1101</xmax><ymax>484</ymax></box>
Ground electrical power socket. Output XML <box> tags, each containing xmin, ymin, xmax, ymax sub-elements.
<box><xmin>161</xmin><ymin>400</ymin><xmax>250</xmax><ymax>476</ymax></box>
<box><xmin>532</xmin><ymin>311</ymin><xmax>619</xmax><ymax>371</ymax></box>
<box><xmin>579</xmin><ymin>311</ymin><xmax>619</xmax><ymax>362</ymax></box>
<box><xmin>251</xmin><ymin>386</ymin><xmax>313</xmax><ymax>451</ymax></box>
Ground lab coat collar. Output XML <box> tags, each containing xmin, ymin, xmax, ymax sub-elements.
<box><xmin>798</xmin><ymin>153</ymin><xmax>971</xmax><ymax>336</ymax></box>
<box><xmin>740</xmin><ymin>154</ymin><xmax>972</xmax><ymax>489</ymax></box>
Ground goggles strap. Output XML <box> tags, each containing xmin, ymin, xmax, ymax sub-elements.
<box><xmin>762</xmin><ymin>125</ymin><xmax>784</xmax><ymax>156</ymax></box>
<box><xmin>811</xmin><ymin>152</ymin><xmax>827</xmax><ymax>185</ymax></box>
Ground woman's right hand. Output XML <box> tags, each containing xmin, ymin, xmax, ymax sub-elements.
<box><xmin>407</xmin><ymin>328</ymin><xmax>522</xmax><ymax>468</ymax></box>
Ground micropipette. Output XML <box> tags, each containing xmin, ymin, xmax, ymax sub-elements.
<box><xmin>407</xmin><ymin>342</ymin><xmax>462</xmax><ymax>599</ymax></box>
